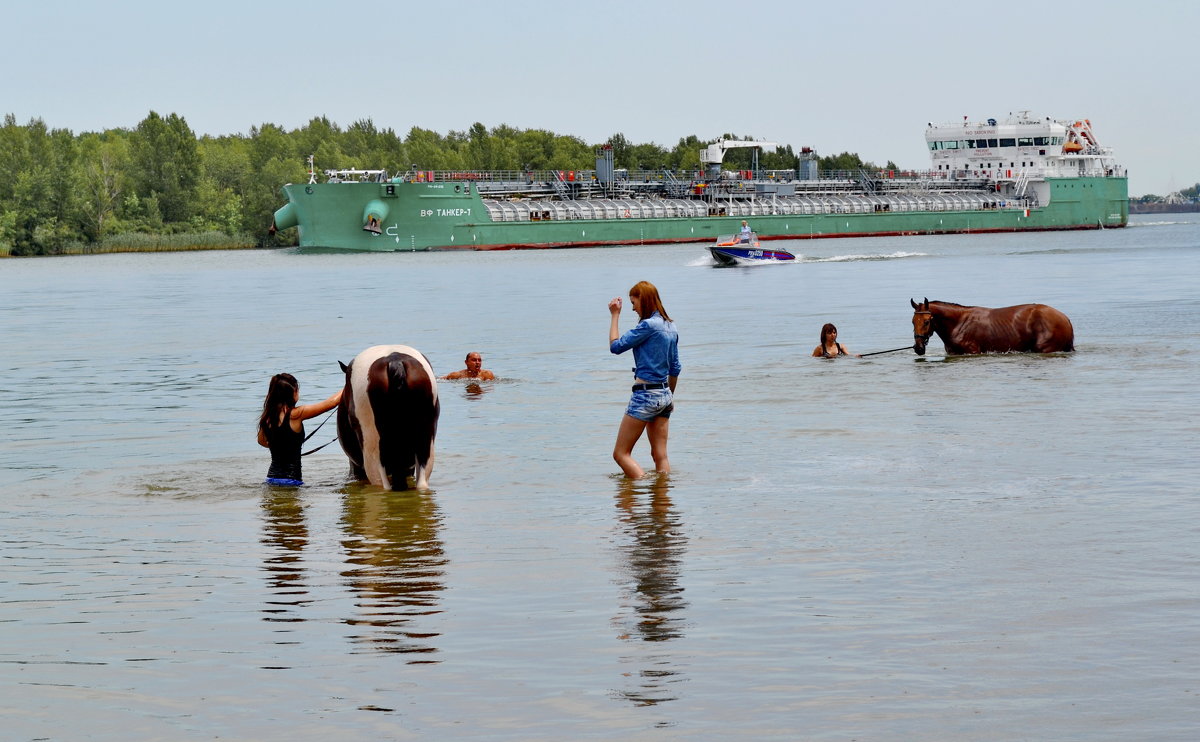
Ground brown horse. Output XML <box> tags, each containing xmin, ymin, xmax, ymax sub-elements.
<box><xmin>910</xmin><ymin>298</ymin><xmax>1074</xmax><ymax>355</ymax></box>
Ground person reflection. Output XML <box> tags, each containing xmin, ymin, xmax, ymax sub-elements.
<box><xmin>612</xmin><ymin>473</ymin><xmax>689</xmax><ymax>706</ymax></box>
<box><xmin>340</xmin><ymin>488</ymin><xmax>446</xmax><ymax>660</ymax></box>
<box><xmin>260</xmin><ymin>488</ymin><xmax>312</xmax><ymax>626</ymax></box>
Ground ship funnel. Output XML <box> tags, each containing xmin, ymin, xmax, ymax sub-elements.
<box><xmin>363</xmin><ymin>199</ymin><xmax>389</xmax><ymax>234</ymax></box>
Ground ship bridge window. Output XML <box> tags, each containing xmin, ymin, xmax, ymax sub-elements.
<box><xmin>1034</xmin><ymin>137</ymin><xmax>1050</xmax><ymax>146</ymax></box>
<box><xmin>1018</xmin><ymin>138</ymin><xmax>1033</xmax><ymax>146</ymax></box>
<box><xmin>988</xmin><ymin>138</ymin><xmax>998</xmax><ymax>147</ymax></box>
<box><xmin>975</xmin><ymin>139</ymin><xmax>989</xmax><ymax>148</ymax></box>
<box><xmin>999</xmin><ymin>138</ymin><xmax>1016</xmax><ymax>147</ymax></box>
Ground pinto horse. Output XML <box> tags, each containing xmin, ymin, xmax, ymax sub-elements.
<box><xmin>338</xmin><ymin>345</ymin><xmax>439</xmax><ymax>490</ymax></box>
<box><xmin>910</xmin><ymin>298</ymin><xmax>1074</xmax><ymax>355</ymax></box>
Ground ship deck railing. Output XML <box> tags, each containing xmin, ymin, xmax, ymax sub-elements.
<box><xmin>398</xmin><ymin>168</ymin><xmax>984</xmax><ymax>187</ymax></box>
<box><xmin>482</xmin><ymin>192</ymin><xmax>1034</xmax><ymax>222</ymax></box>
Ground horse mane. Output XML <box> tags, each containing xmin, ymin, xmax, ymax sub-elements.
<box><xmin>930</xmin><ymin>300</ymin><xmax>974</xmax><ymax>309</ymax></box>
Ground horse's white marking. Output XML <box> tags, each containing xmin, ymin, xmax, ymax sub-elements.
<box><xmin>347</xmin><ymin>344</ymin><xmax>437</xmax><ymax>489</ymax></box>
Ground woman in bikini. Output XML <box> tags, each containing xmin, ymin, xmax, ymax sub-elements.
<box><xmin>812</xmin><ymin>323</ymin><xmax>861</xmax><ymax>358</ymax></box>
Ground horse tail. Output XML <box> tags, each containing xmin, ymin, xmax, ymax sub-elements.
<box><xmin>393</xmin><ymin>354</ymin><xmax>438</xmax><ymax>489</ymax></box>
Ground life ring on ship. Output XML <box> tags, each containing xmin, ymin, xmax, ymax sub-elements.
<box><xmin>623</xmin><ymin>209</ymin><xmax>631</xmax><ymax>218</ymax></box>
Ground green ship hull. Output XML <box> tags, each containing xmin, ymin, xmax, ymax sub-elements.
<box><xmin>272</xmin><ymin>114</ymin><xmax>1128</xmax><ymax>252</ymax></box>
<box><xmin>272</xmin><ymin>175</ymin><xmax>1127</xmax><ymax>252</ymax></box>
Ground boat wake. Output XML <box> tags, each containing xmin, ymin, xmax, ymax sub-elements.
<box><xmin>804</xmin><ymin>251</ymin><xmax>929</xmax><ymax>263</ymax></box>
<box><xmin>692</xmin><ymin>255</ymin><xmax>800</xmax><ymax>267</ymax></box>
<box><xmin>1130</xmin><ymin>220</ymin><xmax>1196</xmax><ymax>228</ymax></box>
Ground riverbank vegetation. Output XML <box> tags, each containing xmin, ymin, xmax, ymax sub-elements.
<box><xmin>0</xmin><ymin>112</ymin><xmax>894</xmax><ymax>257</ymax></box>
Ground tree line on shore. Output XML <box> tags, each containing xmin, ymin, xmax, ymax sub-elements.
<box><xmin>0</xmin><ymin>111</ymin><xmax>895</xmax><ymax>256</ymax></box>
<box><xmin>1130</xmin><ymin>184</ymin><xmax>1200</xmax><ymax>204</ymax></box>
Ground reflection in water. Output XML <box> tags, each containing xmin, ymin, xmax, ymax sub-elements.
<box><xmin>612</xmin><ymin>474</ymin><xmax>689</xmax><ymax>707</ymax></box>
<box><xmin>260</xmin><ymin>487</ymin><xmax>312</xmax><ymax>626</ymax></box>
<box><xmin>340</xmin><ymin>489</ymin><xmax>446</xmax><ymax>660</ymax></box>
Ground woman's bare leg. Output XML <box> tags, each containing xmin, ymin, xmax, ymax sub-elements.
<box><xmin>613</xmin><ymin>414</ymin><xmax>648</xmax><ymax>478</ymax></box>
<box><xmin>646</xmin><ymin>416</ymin><xmax>670</xmax><ymax>474</ymax></box>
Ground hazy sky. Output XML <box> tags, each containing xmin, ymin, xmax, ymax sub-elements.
<box><xmin>4</xmin><ymin>0</ymin><xmax>1194</xmax><ymax>195</ymax></box>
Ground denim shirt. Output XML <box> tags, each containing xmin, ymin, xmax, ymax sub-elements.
<box><xmin>610</xmin><ymin>311</ymin><xmax>681</xmax><ymax>383</ymax></box>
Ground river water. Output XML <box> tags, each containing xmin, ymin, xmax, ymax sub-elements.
<box><xmin>2</xmin><ymin>215</ymin><xmax>1198</xmax><ymax>740</ymax></box>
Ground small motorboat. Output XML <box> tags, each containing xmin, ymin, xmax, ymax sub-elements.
<box><xmin>709</xmin><ymin>232</ymin><xmax>796</xmax><ymax>266</ymax></box>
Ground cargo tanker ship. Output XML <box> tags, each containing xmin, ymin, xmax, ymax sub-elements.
<box><xmin>269</xmin><ymin>112</ymin><xmax>1127</xmax><ymax>251</ymax></box>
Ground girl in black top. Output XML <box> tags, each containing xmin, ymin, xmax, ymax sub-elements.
<box><xmin>257</xmin><ymin>373</ymin><xmax>342</xmax><ymax>485</ymax></box>
<box><xmin>812</xmin><ymin>323</ymin><xmax>861</xmax><ymax>358</ymax></box>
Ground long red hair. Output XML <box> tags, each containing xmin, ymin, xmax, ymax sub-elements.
<box><xmin>629</xmin><ymin>280</ymin><xmax>671</xmax><ymax>322</ymax></box>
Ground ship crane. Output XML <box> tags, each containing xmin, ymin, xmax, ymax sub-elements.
<box><xmin>700</xmin><ymin>139</ymin><xmax>778</xmax><ymax>179</ymax></box>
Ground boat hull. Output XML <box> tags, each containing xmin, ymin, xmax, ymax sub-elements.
<box><xmin>274</xmin><ymin>177</ymin><xmax>1128</xmax><ymax>252</ymax></box>
<box><xmin>709</xmin><ymin>245</ymin><xmax>796</xmax><ymax>265</ymax></box>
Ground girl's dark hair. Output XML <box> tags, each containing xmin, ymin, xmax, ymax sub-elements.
<box><xmin>259</xmin><ymin>373</ymin><xmax>298</xmax><ymax>433</ymax></box>
<box><xmin>819</xmin><ymin>323</ymin><xmax>837</xmax><ymax>347</ymax></box>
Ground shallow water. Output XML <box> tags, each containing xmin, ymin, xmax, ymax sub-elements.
<box><xmin>2</xmin><ymin>215</ymin><xmax>1198</xmax><ymax>740</ymax></box>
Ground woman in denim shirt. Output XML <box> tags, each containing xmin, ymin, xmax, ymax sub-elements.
<box><xmin>608</xmin><ymin>281</ymin><xmax>681</xmax><ymax>478</ymax></box>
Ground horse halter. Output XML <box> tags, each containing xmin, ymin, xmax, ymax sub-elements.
<box><xmin>913</xmin><ymin>310</ymin><xmax>934</xmax><ymax>342</ymax></box>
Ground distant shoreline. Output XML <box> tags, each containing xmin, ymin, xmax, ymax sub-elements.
<box><xmin>0</xmin><ymin>232</ymin><xmax>268</xmax><ymax>258</ymax></box>
<box><xmin>1130</xmin><ymin>203</ymin><xmax>1200</xmax><ymax>214</ymax></box>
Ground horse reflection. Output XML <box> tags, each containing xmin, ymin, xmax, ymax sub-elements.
<box><xmin>910</xmin><ymin>297</ymin><xmax>1075</xmax><ymax>355</ymax></box>
<box><xmin>612</xmin><ymin>474</ymin><xmax>689</xmax><ymax>707</ymax></box>
<box><xmin>260</xmin><ymin>488</ymin><xmax>313</xmax><ymax>625</ymax></box>
<box><xmin>340</xmin><ymin>489</ymin><xmax>446</xmax><ymax>660</ymax></box>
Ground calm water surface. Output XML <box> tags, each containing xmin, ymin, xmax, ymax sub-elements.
<box><xmin>2</xmin><ymin>215</ymin><xmax>1198</xmax><ymax>740</ymax></box>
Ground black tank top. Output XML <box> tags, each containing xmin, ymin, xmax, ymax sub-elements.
<box><xmin>265</xmin><ymin>418</ymin><xmax>305</xmax><ymax>481</ymax></box>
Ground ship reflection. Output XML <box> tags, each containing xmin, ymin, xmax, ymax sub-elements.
<box><xmin>339</xmin><ymin>487</ymin><xmax>446</xmax><ymax>660</ymax></box>
<box><xmin>260</xmin><ymin>487</ymin><xmax>312</xmax><ymax>626</ymax></box>
<box><xmin>612</xmin><ymin>473</ymin><xmax>689</xmax><ymax>707</ymax></box>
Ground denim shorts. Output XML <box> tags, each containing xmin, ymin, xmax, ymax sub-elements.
<box><xmin>625</xmin><ymin>387</ymin><xmax>674</xmax><ymax>421</ymax></box>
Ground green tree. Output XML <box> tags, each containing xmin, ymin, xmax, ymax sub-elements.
<box><xmin>130</xmin><ymin>111</ymin><xmax>200</xmax><ymax>224</ymax></box>
<box><xmin>77</xmin><ymin>131</ymin><xmax>131</xmax><ymax>240</ymax></box>
<box><xmin>668</xmin><ymin>136</ymin><xmax>705</xmax><ymax>172</ymax></box>
<box><xmin>606</xmin><ymin>133</ymin><xmax>632</xmax><ymax>169</ymax></box>
<box><xmin>818</xmin><ymin>151</ymin><xmax>886</xmax><ymax>174</ymax></box>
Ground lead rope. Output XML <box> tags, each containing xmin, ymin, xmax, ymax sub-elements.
<box><xmin>859</xmin><ymin>345</ymin><xmax>914</xmax><ymax>357</ymax></box>
<box><xmin>300</xmin><ymin>409</ymin><xmax>338</xmax><ymax>457</ymax></box>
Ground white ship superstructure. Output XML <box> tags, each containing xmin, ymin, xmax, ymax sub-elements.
<box><xmin>926</xmin><ymin>111</ymin><xmax>1123</xmax><ymax>201</ymax></box>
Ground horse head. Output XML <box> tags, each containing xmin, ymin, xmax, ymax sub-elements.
<box><xmin>910</xmin><ymin>297</ymin><xmax>932</xmax><ymax>355</ymax></box>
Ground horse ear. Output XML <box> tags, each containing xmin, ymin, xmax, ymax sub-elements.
<box><xmin>910</xmin><ymin>298</ymin><xmax>916</xmax><ymax>309</ymax></box>
<box><xmin>339</xmin><ymin>360</ymin><xmax>349</xmax><ymax>374</ymax></box>
<box><xmin>923</xmin><ymin>297</ymin><xmax>929</xmax><ymax>309</ymax></box>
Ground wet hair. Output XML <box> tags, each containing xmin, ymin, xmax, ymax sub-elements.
<box><xmin>629</xmin><ymin>280</ymin><xmax>671</xmax><ymax>322</ymax></box>
<box><xmin>819</xmin><ymin>323</ymin><xmax>838</xmax><ymax>346</ymax></box>
<box><xmin>259</xmin><ymin>373</ymin><xmax>298</xmax><ymax>433</ymax></box>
